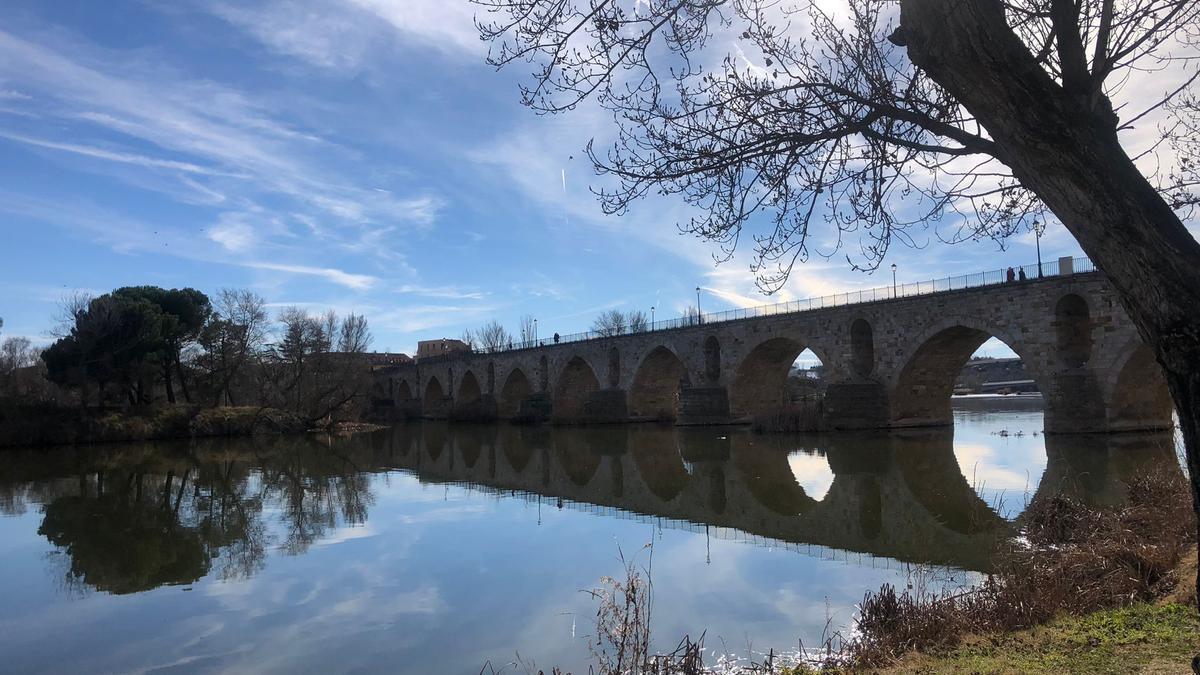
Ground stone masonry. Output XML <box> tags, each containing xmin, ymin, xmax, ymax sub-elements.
<box><xmin>376</xmin><ymin>271</ymin><xmax>1172</xmax><ymax>434</ymax></box>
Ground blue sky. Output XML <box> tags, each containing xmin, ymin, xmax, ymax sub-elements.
<box><xmin>0</xmin><ymin>1</ymin><xmax>1091</xmax><ymax>356</ymax></box>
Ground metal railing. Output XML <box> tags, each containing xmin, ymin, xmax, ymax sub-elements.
<box><xmin>432</xmin><ymin>257</ymin><xmax>1095</xmax><ymax>359</ymax></box>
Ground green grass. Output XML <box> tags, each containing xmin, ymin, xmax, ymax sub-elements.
<box><xmin>883</xmin><ymin>602</ymin><xmax>1199</xmax><ymax>674</ymax></box>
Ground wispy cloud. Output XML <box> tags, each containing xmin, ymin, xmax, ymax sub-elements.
<box><xmin>236</xmin><ymin>261</ymin><xmax>377</xmax><ymax>290</ymax></box>
<box><xmin>0</xmin><ymin>130</ymin><xmax>239</xmax><ymax>176</ymax></box>
<box><xmin>205</xmin><ymin>0</ymin><xmax>484</xmax><ymax>71</ymax></box>
<box><xmin>394</xmin><ymin>284</ymin><xmax>485</xmax><ymax>300</ymax></box>
<box><xmin>0</xmin><ymin>87</ymin><xmax>32</xmax><ymax>101</ymax></box>
<box><xmin>0</xmin><ymin>190</ymin><xmax>379</xmax><ymax>291</ymax></box>
<box><xmin>0</xmin><ymin>26</ymin><xmax>440</xmax><ymax>236</ymax></box>
<box><xmin>373</xmin><ymin>303</ymin><xmax>499</xmax><ymax>334</ymax></box>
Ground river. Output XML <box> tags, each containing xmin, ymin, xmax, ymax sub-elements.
<box><xmin>0</xmin><ymin>397</ymin><xmax>1179</xmax><ymax>673</ymax></box>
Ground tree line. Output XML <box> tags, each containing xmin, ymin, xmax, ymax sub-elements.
<box><xmin>5</xmin><ymin>286</ymin><xmax>376</xmax><ymax>427</ymax></box>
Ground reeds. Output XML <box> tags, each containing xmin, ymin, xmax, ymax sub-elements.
<box><xmin>751</xmin><ymin>399</ymin><xmax>823</xmax><ymax>433</ymax></box>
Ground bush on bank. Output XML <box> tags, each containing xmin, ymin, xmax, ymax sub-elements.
<box><xmin>846</xmin><ymin>464</ymin><xmax>1196</xmax><ymax>668</ymax></box>
<box><xmin>0</xmin><ymin>403</ymin><xmax>308</xmax><ymax>448</ymax></box>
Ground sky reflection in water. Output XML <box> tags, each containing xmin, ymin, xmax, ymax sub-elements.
<box><xmin>0</xmin><ymin>398</ymin><xmax>1179</xmax><ymax>674</ymax></box>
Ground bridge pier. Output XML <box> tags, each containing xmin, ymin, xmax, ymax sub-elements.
<box><xmin>676</xmin><ymin>386</ymin><xmax>732</xmax><ymax>426</ymax></box>
<box><xmin>578</xmin><ymin>388</ymin><xmax>629</xmax><ymax>423</ymax></box>
<box><xmin>450</xmin><ymin>394</ymin><xmax>499</xmax><ymax>422</ymax></box>
<box><xmin>1042</xmin><ymin>370</ymin><xmax>1108</xmax><ymax>433</ymax></box>
<box><xmin>422</xmin><ymin>395</ymin><xmax>452</xmax><ymax>419</ymax></box>
<box><xmin>514</xmin><ymin>392</ymin><xmax>552</xmax><ymax>422</ymax></box>
<box><xmin>823</xmin><ymin>382</ymin><xmax>888</xmax><ymax>430</ymax></box>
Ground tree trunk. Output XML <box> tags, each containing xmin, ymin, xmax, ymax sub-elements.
<box><xmin>163</xmin><ymin>362</ymin><xmax>176</xmax><ymax>405</ymax></box>
<box><xmin>175</xmin><ymin>355</ymin><xmax>192</xmax><ymax>404</ymax></box>
<box><xmin>900</xmin><ymin>0</ymin><xmax>1200</xmax><ymax>601</ymax></box>
<box><xmin>79</xmin><ymin>378</ymin><xmax>91</xmax><ymax>414</ymax></box>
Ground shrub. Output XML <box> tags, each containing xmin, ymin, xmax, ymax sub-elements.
<box><xmin>847</xmin><ymin>464</ymin><xmax>1197</xmax><ymax>667</ymax></box>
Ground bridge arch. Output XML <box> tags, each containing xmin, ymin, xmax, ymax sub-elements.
<box><xmin>459</xmin><ymin>370</ymin><xmax>482</xmax><ymax>404</ymax></box>
<box><xmin>554</xmin><ymin>431</ymin><xmax>601</xmax><ymax>486</ymax></box>
<box><xmin>729</xmin><ymin>337</ymin><xmax>830</xmax><ymax>419</ymax></box>
<box><xmin>554</xmin><ymin>356</ymin><xmax>600</xmax><ymax>420</ymax></box>
<box><xmin>423</xmin><ymin>376</ymin><xmax>446</xmax><ymax>417</ymax></box>
<box><xmin>422</xmin><ymin>421</ymin><xmax>447</xmax><ymax>461</ymax></box>
<box><xmin>395</xmin><ymin>378</ymin><xmax>413</xmax><ymax>401</ymax></box>
<box><xmin>732</xmin><ymin>440</ymin><xmax>818</xmax><ymax>515</ymax></box>
<box><xmin>1105</xmin><ymin>341</ymin><xmax>1173</xmax><ymax>431</ymax></box>
<box><xmin>457</xmin><ymin>427</ymin><xmax>484</xmax><ymax>468</ymax></box>
<box><xmin>499</xmin><ymin>367</ymin><xmax>533</xmax><ymax>418</ymax></box>
<box><xmin>630</xmin><ymin>345</ymin><xmax>691</xmax><ymax>421</ymax></box>
<box><xmin>889</xmin><ymin>317</ymin><xmax>1041</xmax><ymax>428</ymax></box>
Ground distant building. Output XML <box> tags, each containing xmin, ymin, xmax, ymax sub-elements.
<box><xmin>417</xmin><ymin>339</ymin><xmax>472</xmax><ymax>360</ymax></box>
<box><xmin>956</xmin><ymin>357</ymin><xmax>1029</xmax><ymax>393</ymax></box>
<box><xmin>979</xmin><ymin>379</ymin><xmax>1040</xmax><ymax>394</ymax></box>
<box><xmin>367</xmin><ymin>352</ymin><xmax>413</xmax><ymax>369</ymax></box>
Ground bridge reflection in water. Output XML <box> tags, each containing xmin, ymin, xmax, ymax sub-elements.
<box><xmin>0</xmin><ymin>423</ymin><xmax>1178</xmax><ymax>596</ymax></box>
<box><xmin>390</xmin><ymin>424</ymin><xmax>1177</xmax><ymax>572</ymax></box>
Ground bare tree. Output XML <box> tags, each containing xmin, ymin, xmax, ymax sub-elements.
<box><xmin>267</xmin><ymin>308</ymin><xmax>373</xmax><ymax>426</ymax></box>
<box><xmin>592</xmin><ymin>308</ymin><xmax>628</xmax><ymax>337</ymax></box>
<box><xmin>627</xmin><ymin>310</ymin><xmax>650</xmax><ymax>333</ymax></box>
<box><xmin>460</xmin><ymin>328</ymin><xmax>477</xmax><ymax>351</ymax></box>
<box><xmin>0</xmin><ymin>336</ymin><xmax>40</xmax><ymax>400</ymax></box>
<box><xmin>478</xmin><ymin>0</ymin><xmax>1200</xmax><ymax>597</ymax></box>
<box><xmin>0</xmin><ymin>337</ymin><xmax>37</xmax><ymax>374</ymax></box>
<box><xmin>196</xmin><ymin>289</ymin><xmax>268</xmax><ymax>407</ymax></box>
<box><xmin>519</xmin><ymin>314</ymin><xmax>538</xmax><ymax>345</ymax></box>
<box><xmin>51</xmin><ymin>290</ymin><xmax>92</xmax><ymax>339</ymax></box>
<box><xmin>475</xmin><ymin>319</ymin><xmax>513</xmax><ymax>352</ymax></box>
<box><xmin>338</xmin><ymin>313</ymin><xmax>373</xmax><ymax>354</ymax></box>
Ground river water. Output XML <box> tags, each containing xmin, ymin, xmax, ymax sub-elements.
<box><xmin>0</xmin><ymin>398</ymin><xmax>1179</xmax><ymax>673</ymax></box>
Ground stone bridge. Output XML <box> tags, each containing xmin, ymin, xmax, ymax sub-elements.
<box><xmin>377</xmin><ymin>268</ymin><xmax>1171</xmax><ymax>434</ymax></box>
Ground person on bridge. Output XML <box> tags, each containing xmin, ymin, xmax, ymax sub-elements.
<box><xmin>553</xmin><ymin>332</ymin><xmax>560</xmax><ymax>344</ymax></box>
<box><xmin>1019</xmin><ymin>267</ymin><xmax>1028</xmax><ymax>281</ymax></box>
<box><xmin>1006</xmin><ymin>267</ymin><xmax>1016</xmax><ymax>283</ymax></box>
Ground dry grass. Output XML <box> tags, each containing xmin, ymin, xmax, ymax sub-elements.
<box><xmin>848</xmin><ymin>465</ymin><xmax>1197</xmax><ymax>667</ymax></box>
<box><xmin>752</xmin><ymin>399</ymin><xmax>823</xmax><ymax>433</ymax></box>
<box><xmin>583</xmin><ymin>545</ymin><xmax>708</xmax><ymax>675</ymax></box>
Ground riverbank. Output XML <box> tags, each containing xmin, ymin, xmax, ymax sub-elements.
<box><xmin>833</xmin><ymin>463</ymin><xmax>1197</xmax><ymax>672</ymax></box>
<box><xmin>872</xmin><ymin>601</ymin><xmax>1199</xmax><ymax>674</ymax></box>
<box><xmin>0</xmin><ymin>404</ymin><xmax>381</xmax><ymax>448</ymax></box>
<box><xmin>884</xmin><ymin>535</ymin><xmax>1199</xmax><ymax>673</ymax></box>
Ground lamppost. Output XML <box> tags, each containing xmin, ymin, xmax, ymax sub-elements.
<box><xmin>891</xmin><ymin>263</ymin><xmax>898</xmax><ymax>298</ymax></box>
<box><xmin>534</xmin><ymin>318</ymin><xmax>538</xmax><ymax>344</ymax></box>
<box><xmin>651</xmin><ymin>305</ymin><xmax>655</xmax><ymax>327</ymax></box>
<box><xmin>695</xmin><ymin>286</ymin><xmax>702</xmax><ymax>324</ymax></box>
<box><xmin>1034</xmin><ymin>220</ymin><xmax>1044</xmax><ymax>278</ymax></box>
